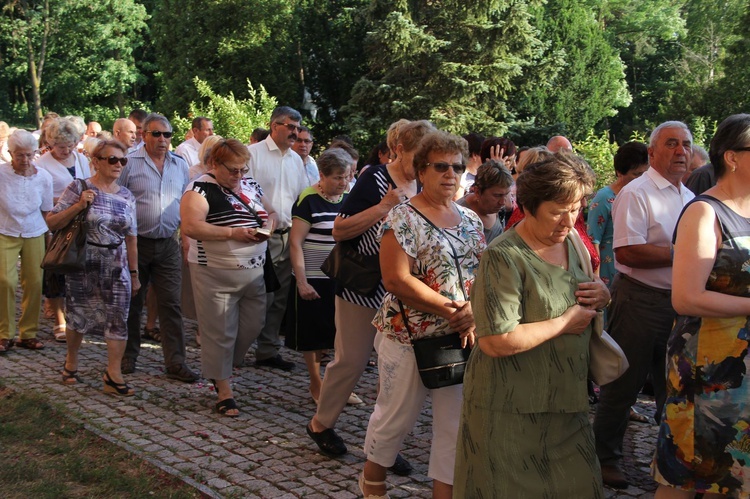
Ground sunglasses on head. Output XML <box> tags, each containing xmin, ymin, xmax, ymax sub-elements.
<box><xmin>97</xmin><ymin>156</ymin><xmax>128</xmax><ymax>166</ymax></box>
<box><xmin>146</xmin><ymin>130</ymin><xmax>173</xmax><ymax>138</ymax></box>
<box><xmin>427</xmin><ymin>162</ymin><xmax>466</xmax><ymax>175</ymax></box>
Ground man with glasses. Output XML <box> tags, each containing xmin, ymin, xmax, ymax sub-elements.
<box><xmin>593</xmin><ymin>121</ymin><xmax>695</xmax><ymax>489</ymax></box>
<box><xmin>118</xmin><ymin>113</ymin><xmax>199</xmax><ymax>383</ymax></box>
<box><xmin>292</xmin><ymin>126</ymin><xmax>319</xmax><ymax>185</ymax></box>
<box><xmin>246</xmin><ymin>106</ymin><xmax>309</xmax><ymax>371</ymax></box>
<box><xmin>175</xmin><ymin>117</ymin><xmax>214</xmax><ymax>167</ymax></box>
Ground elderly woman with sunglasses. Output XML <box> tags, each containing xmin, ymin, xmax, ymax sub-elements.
<box><xmin>360</xmin><ymin>130</ymin><xmax>485</xmax><ymax>499</ymax></box>
<box><xmin>181</xmin><ymin>138</ymin><xmax>278</xmax><ymax>417</ymax></box>
<box><xmin>46</xmin><ymin>139</ymin><xmax>139</xmax><ymax>395</ymax></box>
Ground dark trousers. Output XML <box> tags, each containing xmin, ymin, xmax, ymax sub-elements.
<box><xmin>255</xmin><ymin>232</ymin><xmax>292</xmax><ymax>360</ymax></box>
<box><xmin>124</xmin><ymin>234</ymin><xmax>186</xmax><ymax>369</ymax></box>
<box><xmin>593</xmin><ymin>273</ymin><xmax>676</xmax><ymax>465</ymax></box>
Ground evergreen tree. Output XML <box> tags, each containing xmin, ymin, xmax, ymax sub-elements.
<box><xmin>517</xmin><ymin>0</ymin><xmax>630</xmax><ymax>141</ymax></box>
<box><xmin>343</xmin><ymin>0</ymin><xmax>553</xmax><ymax>146</ymax></box>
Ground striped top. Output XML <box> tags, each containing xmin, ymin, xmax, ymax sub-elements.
<box><xmin>292</xmin><ymin>186</ymin><xmax>348</xmax><ymax>280</ymax></box>
<box><xmin>184</xmin><ymin>174</ymin><xmax>268</xmax><ymax>270</ymax></box>
<box><xmin>118</xmin><ymin>148</ymin><xmax>189</xmax><ymax>238</ymax></box>
<box><xmin>337</xmin><ymin>164</ymin><xmax>397</xmax><ymax>309</ymax></box>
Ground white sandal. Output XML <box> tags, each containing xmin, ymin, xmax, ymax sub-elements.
<box><xmin>359</xmin><ymin>472</ymin><xmax>389</xmax><ymax>499</ymax></box>
<box><xmin>347</xmin><ymin>392</ymin><xmax>364</xmax><ymax>405</ymax></box>
<box><xmin>53</xmin><ymin>324</ymin><xmax>67</xmax><ymax>343</ymax></box>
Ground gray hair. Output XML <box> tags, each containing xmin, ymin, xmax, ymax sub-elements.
<box><xmin>8</xmin><ymin>129</ymin><xmax>39</xmax><ymax>152</ymax></box>
<box><xmin>45</xmin><ymin>117</ymin><xmax>82</xmax><ymax>146</ymax></box>
<box><xmin>318</xmin><ymin>148</ymin><xmax>353</xmax><ymax>177</ymax></box>
<box><xmin>692</xmin><ymin>144</ymin><xmax>709</xmax><ymax>162</ymax></box>
<box><xmin>64</xmin><ymin>115</ymin><xmax>86</xmax><ymax>137</ymax></box>
<box><xmin>649</xmin><ymin>121</ymin><xmax>692</xmax><ymax>147</ymax></box>
<box><xmin>142</xmin><ymin>113</ymin><xmax>172</xmax><ymax>133</ymax></box>
<box><xmin>270</xmin><ymin>106</ymin><xmax>302</xmax><ymax>124</ymax></box>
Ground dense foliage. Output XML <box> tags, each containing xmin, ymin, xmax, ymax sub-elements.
<box><xmin>0</xmin><ymin>0</ymin><xmax>747</xmax><ymax>152</ymax></box>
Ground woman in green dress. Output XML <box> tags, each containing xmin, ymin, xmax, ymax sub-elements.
<box><xmin>454</xmin><ymin>151</ymin><xmax>610</xmax><ymax>498</ymax></box>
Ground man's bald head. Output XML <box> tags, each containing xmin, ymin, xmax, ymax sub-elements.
<box><xmin>113</xmin><ymin>118</ymin><xmax>137</xmax><ymax>148</ymax></box>
<box><xmin>546</xmin><ymin>135</ymin><xmax>572</xmax><ymax>153</ymax></box>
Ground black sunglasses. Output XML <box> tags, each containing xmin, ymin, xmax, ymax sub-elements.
<box><xmin>275</xmin><ymin>122</ymin><xmax>302</xmax><ymax>133</ymax></box>
<box><xmin>427</xmin><ymin>162</ymin><xmax>466</xmax><ymax>175</ymax></box>
<box><xmin>97</xmin><ymin>156</ymin><xmax>128</xmax><ymax>166</ymax></box>
<box><xmin>146</xmin><ymin>130</ymin><xmax>173</xmax><ymax>138</ymax></box>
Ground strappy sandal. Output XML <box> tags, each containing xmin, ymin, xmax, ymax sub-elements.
<box><xmin>0</xmin><ymin>338</ymin><xmax>13</xmax><ymax>353</ymax></box>
<box><xmin>62</xmin><ymin>365</ymin><xmax>82</xmax><ymax>385</ymax></box>
<box><xmin>16</xmin><ymin>337</ymin><xmax>45</xmax><ymax>350</ymax></box>
<box><xmin>54</xmin><ymin>324</ymin><xmax>67</xmax><ymax>343</ymax></box>
<box><xmin>143</xmin><ymin>327</ymin><xmax>162</xmax><ymax>343</ymax></box>
<box><xmin>359</xmin><ymin>472</ymin><xmax>389</xmax><ymax>499</ymax></box>
<box><xmin>103</xmin><ymin>371</ymin><xmax>134</xmax><ymax>397</ymax></box>
<box><xmin>216</xmin><ymin>398</ymin><xmax>240</xmax><ymax>417</ymax></box>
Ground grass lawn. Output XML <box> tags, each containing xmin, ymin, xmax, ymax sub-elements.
<box><xmin>0</xmin><ymin>384</ymin><xmax>203</xmax><ymax>499</ymax></box>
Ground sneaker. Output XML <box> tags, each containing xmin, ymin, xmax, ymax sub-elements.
<box><xmin>166</xmin><ymin>364</ymin><xmax>200</xmax><ymax>383</ymax></box>
<box><xmin>255</xmin><ymin>354</ymin><xmax>295</xmax><ymax>371</ymax></box>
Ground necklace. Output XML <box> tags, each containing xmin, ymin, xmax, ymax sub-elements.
<box><xmin>317</xmin><ymin>182</ymin><xmax>342</xmax><ymax>203</ymax></box>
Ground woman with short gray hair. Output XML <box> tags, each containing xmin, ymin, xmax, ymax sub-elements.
<box><xmin>0</xmin><ymin>130</ymin><xmax>54</xmax><ymax>353</ymax></box>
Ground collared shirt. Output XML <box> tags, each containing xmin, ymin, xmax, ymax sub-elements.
<box><xmin>117</xmin><ymin>147</ymin><xmax>189</xmax><ymax>238</ymax></box>
<box><xmin>612</xmin><ymin>167</ymin><xmax>694</xmax><ymax>289</ymax></box>
<box><xmin>247</xmin><ymin>135</ymin><xmax>308</xmax><ymax>229</ymax></box>
<box><xmin>174</xmin><ymin>137</ymin><xmax>201</xmax><ymax>167</ymax></box>
<box><xmin>0</xmin><ymin>163</ymin><xmax>53</xmax><ymax>238</ymax></box>
<box><xmin>302</xmin><ymin>156</ymin><xmax>320</xmax><ymax>185</ymax></box>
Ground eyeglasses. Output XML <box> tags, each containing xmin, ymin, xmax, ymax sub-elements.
<box><xmin>221</xmin><ymin>162</ymin><xmax>250</xmax><ymax>176</ymax></box>
<box><xmin>297</xmin><ymin>139</ymin><xmax>313</xmax><ymax>144</ymax></box>
<box><xmin>427</xmin><ymin>162</ymin><xmax>466</xmax><ymax>175</ymax></box>
<box><xmin>275</xmin><ymin>122</ymin><xmax>302</xmax><ymax>133</ymax></box>
<box><xmin>96</xmin><ymin>156</ymin><xmax>128</xmax><ymax>166</ymax></box>
<box><xmin>146</xmin><ymin>130</ymin><xmax>174</xmax><ymax>138</ymax></box>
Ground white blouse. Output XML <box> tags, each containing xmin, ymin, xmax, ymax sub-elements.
<box><xmin>36</xmin><ymin>150</ymin><xmax>91</xmax><ymax>199</ymax></box>
<box><xmin>0</xmin><ymin>163</ymin><xmax>54</xmax><ymax>238</ymax></box>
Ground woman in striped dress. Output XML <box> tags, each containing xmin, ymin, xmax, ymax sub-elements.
<box><xmin>285</xmin><ymin>148</ymin><xmax>352</xmax><ymax>403</ymax></box>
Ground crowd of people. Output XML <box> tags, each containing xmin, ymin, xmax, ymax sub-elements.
<box><xmin>1</xmin><ymin>106</ymin><xmax>750</xmax><ymax>499</ymax></box>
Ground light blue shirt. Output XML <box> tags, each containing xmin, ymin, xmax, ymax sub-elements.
<box><xmin>118</xmin><ymin>148</ymin><xmax>189</xmax><ymax>238</ymax></box>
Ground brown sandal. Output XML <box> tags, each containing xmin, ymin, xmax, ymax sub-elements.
<box><xmin>0</xmin><ymin>338</ymin><xmax>13</xmax><ymax>353</ymax></box>
<box><xmin>16</xmin><ymin>338</ymin><xmax>44</xmax><ymax>350</ymax></box>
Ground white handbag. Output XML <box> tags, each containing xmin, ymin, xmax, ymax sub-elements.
<box><xmin>569</xmin><ymin>229</ymin><xmax>629</xmax><ymax>385</ymax></box>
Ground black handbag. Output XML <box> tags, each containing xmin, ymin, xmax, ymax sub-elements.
<box><xmin>41</xmin><ymin>179</ymin><xmax>90</xmax><ymax>273</ymax></box>
<box><xmin>320</xmin><ymin>239</ymin><xmax>381</xmax><ymax>296</ymax></box>
<box><xmin>221</xmin><ymin>180</ymin><xmax>281</xmax><ymax>293</ymax></box>
<box><xmin>398</xmin><ymin>203</ymin><xmax>472</xmax><ymax>389</ymax></box>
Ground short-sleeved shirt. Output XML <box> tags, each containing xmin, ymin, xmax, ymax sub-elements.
<box><xmin>185</xmin><ymin>174</ymin><xmax>268</xmax><ymax>269</ymax></box>
<box><xmin>466</xmin><ymin>229</ymin><xmax>592</xmax><ymax>413</ymax></box>
<box><xmin>291</xmin><ymin>186</ymin><xmax>348</xmax><ymax>280</ymax></box>
<box><xmin>456</xmin><ymin>196</ymin><xmax>505</xmax><ymax>243</ymax></box>
<box><xmin>0</xmin><ymin>163</ymin><xmax>53</xmax><ymax>238</ymax></box>
<box><xmin>336</xmin><ymin>164</ymin><xmax>397</xmax><ymax>309</ymax></box>
<box><xmin>36</xmin><ymin>151</ymin><xmax>91</xmax><ymax>199</ymax></box>
<box><xmin>587</xmin><ymin>185</ymin><xmax>616</xmax><ymax>284</ymax></box>
<box><xmin>174</xmin><ymin>137</ymin><xmax>200</xmax><ymax>167</ymax></box>
<box><xmin>612</xmin><ymin>167</ymin><xmax>694</xmax><ymax>289</ymax></box>
<box><xmin>372</xmin><ymin>202</ymin><xmax>485</xmax><ymax>345</ymax></box>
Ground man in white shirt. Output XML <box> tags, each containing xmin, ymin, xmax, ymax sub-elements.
<box><xmin>593</xmin><ymin>121</ymin><xmax>695</xmax><ymax>489</ymax></box>
<box><xmin>174</xmin><ymin>117</ymin><xmax>214</xmax><ymax>167</ymax></box>
<box><xmin>113</xmin><ymin>118</ymin><xmax>137</xmax><ymax>150</ymax></box>
<box><xmin>292</xmin><ymin>126</ymin><xmax>319</xmax><ymax>185</ymax></box>
<box><xmin>247</xmin><ymin>106</ymin><xmax>308</xmax><ymax>371</ymax></box>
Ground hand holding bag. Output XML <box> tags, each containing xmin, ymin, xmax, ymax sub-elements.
<box><xmin>568</xmin><ymin>229</ymin><xmax>629</xmax><ymax>385</ymax></box>
<box><xmin>41</xmin><ymin>179</ymin><xmax>90</xmax><ymax>273</ymax></box>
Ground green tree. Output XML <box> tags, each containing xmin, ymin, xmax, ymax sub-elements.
<box><xmin>712</xmin><ymin>3</ymin><xmax>750</xmax><ymax>118</ymax></box>
<box><xmin>170</xmin><ymin>77</ymin><xmax>278</xmax><ymax>146</ymax></box>
<box><xmin>344</xmin><ymin>0</ymin><xmax>554</xmax><ymax>147</ymax></box>
<box><xmin>517</xmin><ymin>0</ymin><xmax>630</xmax><ymax>141</ymax></box>
<box><xmin>0</xmin><ymin>0</ymin><xmax>148</xmax><ymax>126</ymax></box>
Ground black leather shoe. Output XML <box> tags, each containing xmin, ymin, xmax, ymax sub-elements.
<box><xmin>389</xmin><ymin>453</ymin><xmax>413</xmax><ymax>476</ymax></box>
<box><xmin>601</xmin><ymin>464</ymin><xmax>628</xmax><ymax>489</ymax></box>
<box><xmin>255</xmin><ymin>354</ymin><xmax>296</xmax><ymax>371</ymax></box>
<box><xmin>306</xmin><ymin>423</ymin><xmax>347</xmax><ymax>456</ymax></box>
<box><xmin>166</xmin><ymin>364</ymin><xmax>200</xmax><ymax>383</ymax></box>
